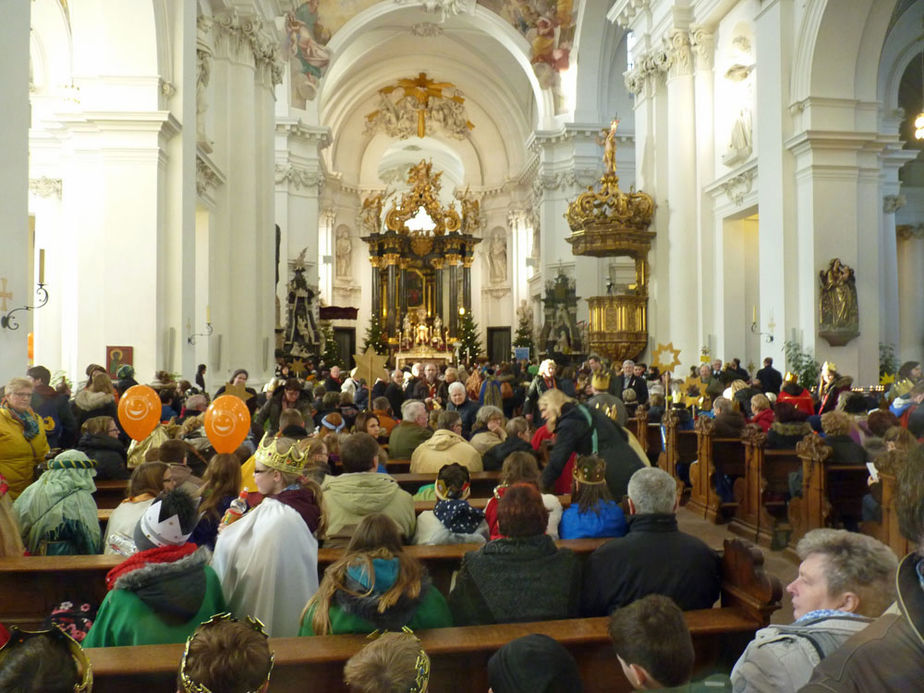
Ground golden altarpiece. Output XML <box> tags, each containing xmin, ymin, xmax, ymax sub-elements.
<box><xmin>566</xmin><ymin>122</ymin><xmax>656</xmax><ymax>362</ymax></box>
<box><xmin>361</xmin><ymin>161</ymin><xmax>482</xmax><ymax>366</ymax></box>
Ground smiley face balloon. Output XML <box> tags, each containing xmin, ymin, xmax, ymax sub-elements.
<box><xmin>117</xmin><ymin>385</ymin><xmax>162</xmax><ymax>441</ymax></box>
<box><xmin>204</xmin><ymin>395</ymin><xmax>251</xmax><ymax>454</ymax></box>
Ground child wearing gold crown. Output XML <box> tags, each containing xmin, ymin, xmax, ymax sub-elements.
<box><xmin>211</xmin><ymin>435</ymin><xmax>323</xmax><ymax>637</ymax></box>
<box><xmin>558</xmin><ymin>455</ymin><xmax>627</xmax><ymax>540</ymax></box>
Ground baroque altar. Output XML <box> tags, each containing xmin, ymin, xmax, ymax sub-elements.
<box><xmin>361</xmin><ymin>160</ymin><xmax>483</xmax><ymax>359</ymax></box>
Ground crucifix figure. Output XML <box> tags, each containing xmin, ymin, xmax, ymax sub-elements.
<box><xmin>382</xmin><ymin>72</ymin><xmax>464</xmax><ymax>138</ymax></box>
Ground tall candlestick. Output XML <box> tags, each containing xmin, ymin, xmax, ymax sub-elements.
<box><xmin>206</xmin><ymin>305</ymin><xmax>211</xmax><ymax>324</ymax></box>
<box><xmin>39</xmin><ymin>249</ymin><xmax>45</xmax><ymax>284</ymax></box>
<box><xmin>752</xmin><ymin>305</ymin><xmax>756</xmax><ymax>323</ymax></box>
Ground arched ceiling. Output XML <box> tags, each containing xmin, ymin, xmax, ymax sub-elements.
<box><xmin>316</xmin><ymin>4</ymin><xmax>543</xmax><ymax>190</ymax></box>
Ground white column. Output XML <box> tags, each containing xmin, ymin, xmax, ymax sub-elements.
<box><xmin>0</xmin><ymin>0</ymin><xmax>31</xmax><ymax>383</ymax></box>
<box><xmin>665</xmin><ymin>30</ymin><xmax>699</xmax><ymax>362</ymax></box>
<box><xmin>754</xmin><ymin>0</ymin><xmax>794</xmax><ymax>364</ymax></box>
<box><xmin>897</xmin><ymin>226</ymin><xmax>924</xmax><ymax>363</ymax></box>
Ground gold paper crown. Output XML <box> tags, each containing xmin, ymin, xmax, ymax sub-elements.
<box><xmin>591</xmin><ymin>372</ymin><xmax>612</xmax><ymax>390</ymax></box>
<box><xmin>784</xmin><ymin>371</ymin><xmax>799</xmax><ymax>384</ymax></box>
<box><xmin>573</xmin><ymin>458</ymin><xmax>607</xmax><ymax>485</ymax></box>
<box><xmin>255</xmin><ymin>434</ymin><xmax>307</xmax><ymax>476</ymax></box>
<box><xmin>822</xmin><ymin>361</ymin><xmax>838</xmax><ymax>373</ymax></box>
<box><xmin>0</xmin><ymin>625</ymin><xmax>93</xmax><ymax>692</ymax></box>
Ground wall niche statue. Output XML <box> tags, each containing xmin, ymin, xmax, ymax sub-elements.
<box><xmin>818</xmin><ymin>257</ymin><xmax>859</xmax><ymax>346</ymax></box>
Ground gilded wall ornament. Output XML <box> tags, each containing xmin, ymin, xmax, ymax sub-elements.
<box><xmin>818</xmin><ymin>258</ymin><xmax>859</xmax><ymax>346</ymax></box>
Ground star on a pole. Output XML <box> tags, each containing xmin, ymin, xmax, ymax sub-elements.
<box><xmin>651</xmin><ymin>342</ymin><xmax>682</xmax><ymax>375</ymax></box>
<box><xmin>353</xmin><ymin>346</ymin><xmax>389</xmax><ymax>385</ymax></box>
<box><xmin>223</xmin><ymin>382</ymin><xmax>253</xmax><ymax>402</ymax></box>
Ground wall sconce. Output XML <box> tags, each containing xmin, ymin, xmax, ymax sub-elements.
<box><xmin>188</xmin><ymin>306</ymin><xmax>213</xmax><ymax>345</ymax></box>
<box><xmin>2</xmin><ymin>251</ymin><xmax>50</xmax><ymax>330</ymax></box>
<box><xmin>750</xmin><ymin>307</ymin><xmax>775</xmax><ymax>343</ymax></box>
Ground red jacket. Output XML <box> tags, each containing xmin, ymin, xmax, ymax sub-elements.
<box><xmin>778</xmin><ymin>387</ymin><xmax>815</xmax><ymax>417</ymax></box>
<box><xmin>750</xmin><ymin>408</ymin><xmax>775</xmax><ymax>433</ymax></box>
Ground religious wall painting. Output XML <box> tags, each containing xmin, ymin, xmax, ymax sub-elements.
<box><xmin>406</xmin><ymin>270</ymin><xmax>425</xmax><ymax>308</ymax></box>
<box><xmin>818</xmin><ymin>258</ymin><xmax>859</xmax><ymax>347</ymax></box>
<box><xmin>106</xmin><ymin>347</ymin><xmax>133</xmax><ymax>380</ymax></box>
<box><xmin>286</xmin><ymin>1</ymin><xmax>334</xmax><ymax>107</ymax></box>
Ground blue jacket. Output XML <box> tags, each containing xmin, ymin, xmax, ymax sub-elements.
<box><xmin>559</xmin><ymin>500</ymin><xmax>627</xmax><ymax>540</ymax></box>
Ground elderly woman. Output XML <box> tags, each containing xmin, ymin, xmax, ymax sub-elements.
<box><xmin>445</xmin><ymin>381</ymin><xmax>478</xmax><ymax>438</ymax></box>
<box><xmin>538</xmin><ymin>388</ymin><xmax>645</xmax><ymax>502</ymax></box>
<box><xmin>749</xmin><ymin>394</ymin><xmax>775</xmax><ymax>433</ymax></box>
<box><xmin>299</xmin><ymin>513</ymin><xmax>452</xmax><ymax>635</ymax></box>
<box><xmin>469</xmin><ymin>405</ymin><xmax>507</xmax><ymax>456</ymax></box>
<box><xmin>525</xmin><ymin>359</ymin><xmax>559</xmax><ymax>426</ymax></box>
<box><xmin>13</xmin><ymin>450</ymin><xmax>100</xmax><ymax>555</ymax></box>
<box><xmin>76</xmin><ymin>415</ymin><xmax>129</xmax><ymax>480</ymax></box>
<box><xmin>449</xmin><ymin>483</ymin><xmax>581</xmax><ymax>625</ymax></box>
<box><xmin>0</xmin><ymin>377</ymin><xmax>50</xmax><ymax>499</ymax></box>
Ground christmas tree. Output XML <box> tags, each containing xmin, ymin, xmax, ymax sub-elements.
<box><xmin>363</xmin><ymin>313</ymin><xmax>388</xmax><ymax>354</ymax></box>
<box><xmin>513</xmin><ymin>311</ymin><xmax>533</xmax><ymax>348</ymax></box>
<box><xmin>319</xmin><ymin>322</ymin><xmax>343</xmax><ymax>368</ymax></box>
<box><xmin>458</xmin><ymin>309</ymin><xmax>483</xmax><ymax>362</ymax></box>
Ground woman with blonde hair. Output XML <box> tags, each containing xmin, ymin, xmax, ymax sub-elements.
<box><xmin>525</xmin><ymin>359</ymin><xmax>559</xmax><ymax>425</ymax></box>
<box><xmin>76</xmin><ymin>415</ymin><xmax>129</xmax><ymax>480</ymax></box>
<box><xmin>469</xmin><ymin>405</ymin><xmax>507</xmax><ymax>456</ymax></box>
<box><xmin>538</xmin><ymin>388</ymin><xmax>644</xmax><ymax>502</ymax></box>
<box><xmin>0</xmin><ymin>377</ymin><xmax>50</xmax><ymax>498</ymax></box>
<box><xmin>749</xmin><ymin>394</ymin><xmax>774</xmax><ymax>433</ymax></box>
<box><xmin>299</xmin><ymin>513</ymin><xmax>452</xmax><ymax>636</ymax></box>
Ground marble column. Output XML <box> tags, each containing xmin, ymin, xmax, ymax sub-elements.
<box><xmin>448</xmin><ymin>260</ymin><xmax>459</xmax><ymax>337</ymax></box>
<box><xmin>897</xmin><ymin>225</ymin><xmax>924</xmax><ymax>362</ymax></box>
<box><xmin>0</xmin><ymin>0</ymin><xmax>29</xmax><ymax>383</ymax></box>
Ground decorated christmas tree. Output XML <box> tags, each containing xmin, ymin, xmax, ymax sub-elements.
<box><xmin>458</xmin><ymin>309</ymin><xmax>482</xmax><ymax>362</ymax></box>
<box><xmin>319</xmin><ymin>322</ymin><xmax>343</xmax><ymax>368</ymax></box>
<box><xmin>513</xmin><ymin>311</ymin><xmax>533</xmax><ymax>348</ymax></box>
<box><xmin>363</xmin><ymin>313</ymin><xmax>388</xmax><ymax>354</ymax></box>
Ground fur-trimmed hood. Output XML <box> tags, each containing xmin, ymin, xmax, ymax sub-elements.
<box><xmin>74</xmin><ymin>389</ymin><xmax>115</xmax><ymax>412</ymax></box>
<box><xmin>114</xmin><ymin>546</ymin><xmax>211</xmax><ymax>621</ymax></box>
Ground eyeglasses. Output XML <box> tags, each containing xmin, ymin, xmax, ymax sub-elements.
<box><xmin>7</xmin><ymin>391</ymin><xmax>32</xmax><ymax>399</ymax></box>
<box><xmin>178</xmin><ymin>613</ymin><xmax>273</xmax><ymax>693</ymax></box>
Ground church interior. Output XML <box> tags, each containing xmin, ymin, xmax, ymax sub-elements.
<box><xmin>1</xmin><ymin>0</ymin><xmax>922</xmax><ymax>389</ymax></box>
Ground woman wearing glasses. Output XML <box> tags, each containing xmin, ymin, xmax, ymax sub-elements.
<box><xmin>0</xmin><ymin>377</ymin><xmax>50</xmax><ymax>499</ymax></box>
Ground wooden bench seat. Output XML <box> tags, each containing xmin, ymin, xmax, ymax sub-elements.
<box><xmin>860</xmin><ymin>472</ymin><xmax>912</xmax><ymax>557</ymax></box>
<box><xmin>390</xmin><ymin>471</ymin><xmax>501</xmax><ymax>496</ymax></box>
<box><xmin>687</xmin><ymin>418</ymin><xmax>746</xmax><ymax>524</ymax></box>
<box><xmin>0</xmin><ymin>539</ymin><xmax>605</xmax><ymax>628</ymax></box>
<box><xmin>84</xmin><ymin>538</ymin><xmax>781</xmax><ymax>693</ymax></box>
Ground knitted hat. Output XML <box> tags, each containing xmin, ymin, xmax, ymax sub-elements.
<box><xmin>487</xmin><ymin>634</ymin><xmax>583</xmax><ymax>693</ymax></box>
<box><xmin>48</xmin><ymin>450</ymin><xmax>97</xmax><ymax>471</ymax></box>
<box><xmin>116</xmin><ymin>365</ymin><xmax>135</xmax><ymax>380</ymax></box>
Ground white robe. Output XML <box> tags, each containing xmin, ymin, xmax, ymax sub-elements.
<box><xmin>211</xmin><ymin>497</ymin><xmax>318</xmax><ymax>637</ymax></box>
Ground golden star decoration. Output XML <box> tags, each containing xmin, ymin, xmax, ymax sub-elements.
<box><xmin>651</xmin><ymin>342</ymin><xmax>682</xmax><ymax>374</ymax></box>
<box><xmin>223</xmin><ymin>382</ymin><xmax>253</xmax><ymax>402</ymax></box>
<box><xmin>879</xmin><ymin>373</ymin><xmax>896</xmax><ymax>386</ymax></box>
<box><xmin>353</xmin><ymin>346</ymin><xmax>389</xmax><ymax>385</ymax></box>
<box><xmin>680</xmin><ymin>375</ymin><xmax>709</xmax><ymax>408</ymax></box>
<box><xmin>289</xmin><ymin>359</ymin><xmax>307</xmax><ymax>377</ymax></box>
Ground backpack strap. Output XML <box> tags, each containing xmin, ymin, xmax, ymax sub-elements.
<box><xmin>578</xmin><ymin>404</ymin><xmax>598</xmax><ymax>455</ymax></box>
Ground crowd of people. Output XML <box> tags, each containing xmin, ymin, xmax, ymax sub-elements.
<box><xmin>0</xmin><ymin>351</ymin><xmax>922</xmax><ymax>691</ymax></box>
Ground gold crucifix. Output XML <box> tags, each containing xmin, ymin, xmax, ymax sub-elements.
<box><xmin>378</xmin><ymin>72</ymin><xmax>468</xmax><ymax>138</ymax></box>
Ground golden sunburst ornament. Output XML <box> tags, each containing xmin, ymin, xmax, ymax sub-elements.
<box><xmin>289</xmin><ymin>359</ymin><xmax>307</xmax><ymax>377</ymax></box>
<box><xmin>651</xmin><ymin>342</ymin><xmax>682</xmax><ymax>374</ymax></box>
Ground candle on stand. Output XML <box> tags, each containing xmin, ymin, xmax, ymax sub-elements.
<box><xmin>752</xmin><ymin>305</ymin><xmax>756</xmax><ymax>324</ymax></box>
<box><xmin>206</xmin><ymin>305</ymin><xmax>211</xmax><ymax>324</ymax></box>
<box><xmin>39</xmin><ymin>249</ymin><xmax>45</xmax><ymax>284</ymax></box>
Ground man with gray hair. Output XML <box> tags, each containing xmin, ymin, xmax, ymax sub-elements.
<box><xmin>387</xmin><ymin>399</ymin><xmax>433</xmax><ymax>459</ymax></box>
<box><xmin>731</xmin><ymin>528</ymin><xmax>897</xmax><ymax>692</ymax></box>
<box><xmin>613</xmin><ymin>359</ymin><xmax>648</xmax><ymax>405</ymax></box>
<box><xmin>581</xmin><ymin>467</ymin><xmax>720</xmax><ymax>617</ymax></box>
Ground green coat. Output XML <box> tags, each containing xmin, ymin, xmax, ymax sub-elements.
<box><xmin>299</xmin><ymin>584</ymin><xmax>452</xmax><ymax>636</ymax></box>
<box><xmin>83</xmin><ymin>550</ymin><xmax>226</xmax><ymax>648</ymax></box>
<box><xmin>387</xmin><ymin>421</ymin><xmax>433</xmax><ymax>459</ymax></box>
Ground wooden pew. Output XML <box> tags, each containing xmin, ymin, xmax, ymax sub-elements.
<box><xmin>0</xmin><ymin>539</ymin><xmax>604</xmax><ymax>629</ymax></box>
<box><xmin>391</xmin><ymin>471</ymin><xmax>501</xmax><ymax>496</ymax></box>
<box><xmin>412</xmin><ymin>494</ymin><xmax>570</xmax><ymax>515</ymax></box>
<box><xmin>787</xmin><ymin>435</ymin><xmax>868</xmax><ymax>548</ymax></box>
<box><xmin>85</xmin><ymin>538</ymin><xmax>782</xmax><ymax>693</ymax></box>
<box><xmin>687</xmin><ymin>417</ymin><xmax>746</xmax><ymax>523</ymax></box>
<box><xmin>658</xmin><ymin>411</ymin><xmax>697</xmax><ymax>483</ymax></box>
<box><xmin>860</xmin><ymin>472</ymin><xmax>912</xmax><ymax>558</ymax></box>
<box><xmin>732</xmin><ymin>429</ymin><xmax>803</xmax><ymax>547</ymax></box>
<box><xmin>94</xmin><ymin>480</ymin><xmax>128</xmax><ymax>509</ymax></box>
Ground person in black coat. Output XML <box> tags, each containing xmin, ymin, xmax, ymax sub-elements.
<box><xmin>383</xmin><ymin>369</ymin><xmax>406</xmax><ymax>421</ymax></box>
<box><xmin>755</xmin><ymin>357</ymin><xmax>783</xmax><ymax>396</ymax></box>
<box><xmin>581</xmin><ymin>467</ymin><xmax>720</xmax><ymax>617</ymax></box>
<box><xmin>76</xmin><ymin>415</ymin><xmax>129</xmax><ymax>480</ymax></box>
<box><xmin>214</xmin><ymin>368</ymin><xmax>259</xmax><ymax>417</ymax></box>
<box><xmin>482</xmin><ymin>417</ymin><xmax>536</xmax><ymax>471</ymax></box>
<box><xmin>538</xmin><ymin>389</ymin><xmax>644</xmax><ymax>501</ymax></box>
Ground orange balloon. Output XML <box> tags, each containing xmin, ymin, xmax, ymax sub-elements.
<box><xmin>117</xmin><ymin>385</ymin><xmax>162</xmax><ymax>441</ymax></box>
<box><xmin>204</xmin><ymin>395</ymin><xmax>252</xmax><ymax>454</ymax></box>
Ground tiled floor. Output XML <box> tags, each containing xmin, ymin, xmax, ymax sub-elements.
<box><xmin>676</xmin><ymin>505</ymin><xmax>798</xmax><ymax>625</ymax></box>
